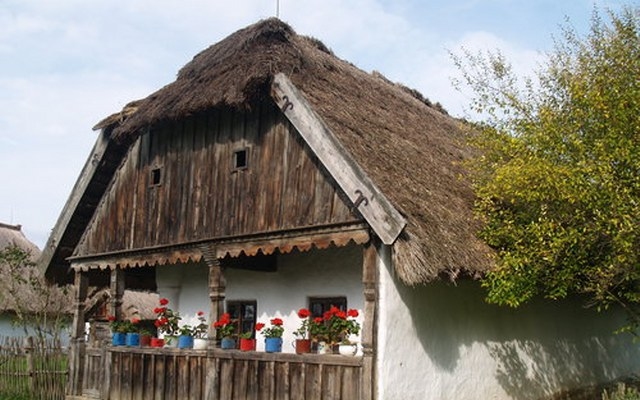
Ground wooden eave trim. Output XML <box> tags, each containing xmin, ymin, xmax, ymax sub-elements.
<box><xmin>69</xmin><ymin>223</ymin><xmax>370</xmax><ymax>272</ymax></box>
<box><xmin>38</xmin><ymin>129</ymin><xmax>111</xmax><ymax>274</ymax></box>
<box><xmin>270</xmin><ymin>73</ymin><xmax>407</xmax><ymax>245</ymax></box>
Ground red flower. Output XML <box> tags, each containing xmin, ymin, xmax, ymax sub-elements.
<box><xmin>347</xmin><ymin>309</ymin><xmax>359</xmax><ymax>318</ymax></box>
<box><xmin>107</xmin><ymin>315</ymin><xmax>116</xmax><ymax>322</ymax></box>
<box><xmin>314</xmin><ymin>317</ymin><xmax>323</xmax><ymax>324</ymax></box>
<box><xmin>197</xmin><ymin>311</ymin><xmax>204</xmax><ymax>316</ymax></box>
<box><xmin>336</xmin><ymin>311</ymin><xmax>347</xmax><ymax>320</ymax></box>
<box><xmin>255</xmin><ymin>322</ymin><xmax>265</xmax><ymax>331</ymax></box>
<box><xmin>159</xmin><ymin>298</ymin><xmax>169</xmax><ymax>306</ymax></box>
<box><xmin>297</xmin><ymin>308</ymin><xmax>311</xmax><ymax>318</ymax></box>
<box><xmin>270</xmin><ymin>318</ymin><xmax>283</xmax><ymax>326</ymax></box>
<box><xmin>329</xmin><ymin>306</ymin><xmax>340</xmax><ymax>315</ymax></box>
<box><xmin>131</xmin><ymin>318</ymin><xmax>140</xmax><ymax>325</ymax></box>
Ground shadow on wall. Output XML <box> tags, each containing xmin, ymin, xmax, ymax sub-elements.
<box><xmin>396</xmin><ymin>279</ymin><xmax>639</xmax><ymax>399</ymax></box>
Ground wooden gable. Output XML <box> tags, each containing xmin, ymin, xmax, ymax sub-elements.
<box><xmin>72</xmin><ymin>100</ymin><xmax>362</xmax><ymax>258</ymax></box>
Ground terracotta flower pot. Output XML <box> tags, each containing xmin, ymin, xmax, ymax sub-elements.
<box><xmin>150</xmin><ymin>338</ymin><xmax>165</xmax><ymax>348</ymax></box>
<box><xmin>140</xmin><ymin>335</ymin><xmax>152</xmax><ymax>347</ymax></box>
<box><xmin>294</xmin><ymin>339</ymin><xmax>311</xmax><ymax>354</ymax></box>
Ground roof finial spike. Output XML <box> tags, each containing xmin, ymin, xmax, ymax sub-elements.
<box><xmin>276</xmin><ymin>0</ymin><xmax>280</xmax><ymax>19</ymax></box>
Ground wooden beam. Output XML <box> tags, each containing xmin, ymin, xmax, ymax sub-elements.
<box><xmin>38</xmin><ymin>129</ymin><xmax>110</xmax><ymax>276</ymax></box>
<box><xmin>361</xmin><ymin>242</ymin><xmax>379</xmax><ymax>400</ymax></box>
<box><xmin>271</xmin><ymin>73</ymin><xmax>406</xmax><ymax>245</ymax></box>
<box><xmin>67</xmin><ymin>269</ymin><xmax>89</xmax><ymax>396</ymax></box>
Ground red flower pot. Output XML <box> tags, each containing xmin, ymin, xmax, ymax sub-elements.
<box><xmin>140</xmin><ymin>335</ymin><xmax>152</xmax><ymax>347</ymax></box>
<box><xmin>295</xmin><ymin>339</ymin><xmax>311</xmax><ymax>354</ymax></box>
<box><xmin>239</xmin><ymin>338</ymin><xmax>256</xmax><ymax>351</ymax></box>
<box><xmin>150</xmin><ymin>338</ymin><xmax>165</xmax><ymax>348</ymax></box>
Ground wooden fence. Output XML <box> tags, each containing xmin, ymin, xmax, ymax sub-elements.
<box><xmin>0</xmin><ymin>336</ymin><xmax>67</xmax><ymax>400</ymax></box>
<box><xmin>82</xmin><ymin>346</ymin><xmax>363</xmax><ymax>400</ymax></box>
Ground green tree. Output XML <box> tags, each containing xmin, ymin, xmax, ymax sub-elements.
<box><xmin>453</xmin><ymin>7</ymin><xmax>640</xmax><ymax>332</ymax></box>
<box><xmin>0</xmin><ymin>245</ymin><xmax>72</xmax><ymax>345</ymax></box>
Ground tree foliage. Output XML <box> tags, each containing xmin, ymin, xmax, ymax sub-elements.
<box><xmin>453</xmin><ymin>7</ymin><xmax>640</xmax><ymax>331</ymax></box>
<box><xmin>0</xmin><ymin>245</ymin><xmax>73</xmax><ymax>344</ymax></box>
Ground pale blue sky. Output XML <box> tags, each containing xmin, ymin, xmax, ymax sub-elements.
<box><xmin>0</xmin><ymin>0</ymin><xmax>631</xmax><ymax>248</ymax></box>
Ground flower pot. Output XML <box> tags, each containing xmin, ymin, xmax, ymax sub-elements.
<box><xmin>239</xmin><ymin>338</ymin><xmax>256</xmax><ymax>351</ymax></box>
<box><xmin>316</xmin><ymin>341</ymin><xmax>329</xmax><ymax>354</ymax></box>
<box><xmin>220</xmin><ymin>337</ymin><xmax>236</xmax><ymax>350</ymax></box>
<box><xmin>264</xmin><ymin>337</ymin><xmax>282</xmax><ymax>353</ymax></box>
<box><xmin>140</xmin><ymin>335</ymin><xmax>152</xmax><ymax>347</ymax></box>
<box><xmin>126</xmin><ymin>333</ymin><xmax>140</xmax><ymax>347</ymax></box>
<box><xmin>178</xmin><ymin>335</ymin><xmax>194</xmax><ymax>349</ymax></box>
<box><xmin>294</xmin><ymin>339</ymin><xmax>311</xmax><ymax>354</ymax></box>
<box><xmin>338</xmin><ymin>344</ymin><xmax>357</xmax><ymax>356</ymax></box>
<box><xmin>164</xmin><ymin>335</ymin><xmax>178</xmax><ymax>348</ymax></box>
<box><xmin>112</xmin><ymin>332</ymin><xmax>126</xmax><ymax>346</ymax></box>
<box><xmin>150</xmin><ymin>338</ymin><xmax>165</xmax><ymax>348</ymax></box>
<box><xmin>193</xmin><ymin>338</ymin><xmax>208</xmax><ymax>350</ymax></box>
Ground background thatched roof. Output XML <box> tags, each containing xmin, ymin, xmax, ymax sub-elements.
<box><xmin>0</xmin><ymin>222</ymin><xmax>40</xmax><ymax>259</ymax></box>
<box><xmin>108</xmin><ymin>18</ymin><xmax>493</xmax><ymax>284</ymax></box>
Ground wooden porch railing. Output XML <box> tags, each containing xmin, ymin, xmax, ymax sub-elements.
<box><xmin>80</xmin><ymin>345</ymin><xmax>364</xmax><ymax>400</ymax></box>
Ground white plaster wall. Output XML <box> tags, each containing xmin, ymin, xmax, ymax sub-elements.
<box><xmin>156</xmin><ymin>245</ymin><xmax>364</xmax><ymax>352</ymax></box>
<box><xmin>377</xmin><ymin>244</ymin><xmax>640</xmax><ymax>400</ymax></box>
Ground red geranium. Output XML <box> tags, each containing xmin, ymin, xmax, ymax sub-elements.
<box><xmin>212</xmin><ymin>313</ymin><xmax>235</xmax><ymax>339</ymax></box>
<box><xmin>294</xmin><ymin>308</ymin><xmax>312</xmax><ymax>339</ymax></box>
<box><xmin>153</xmin><ymin>299</ymin><xmax>180</xmax><ymax>336</ymax></box>
<box><xmin>257</xmin><ymin>318</ymin><xmax>285</xmax><ymax>338</ymax></box>
<box><xmin>159</xmin><ymin>298</ymin><xmax>169</xmax><ymax>306</ymax></box>
<box><xmin>255</xmin><ymin>322</ymin><xmax>265</xmax><ymax>331</ymax></box>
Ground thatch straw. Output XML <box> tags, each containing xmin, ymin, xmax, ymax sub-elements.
<box><xmin>107</xmin><ymin>18</ymin><xmax>493</xmax><ymax>284</ymax></box>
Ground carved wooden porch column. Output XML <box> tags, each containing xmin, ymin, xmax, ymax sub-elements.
<box><xmin>67</xmin><ymin>268</ymin><xmax>89</xmax><ymax>396</ymax></box>
<box><xmin>109</xmin><ymin>267</ymin><xmax>125</xmax><ymax>320</ymax></box>
<box><xmin>202</xmin><ymin>245</ymin><xmax>226</xmax><ymax>400</ymax></box>
<box><xmin>361</xmin><ymin>241</ymin><xmax>379</xmax><ymax>400</ymax></box>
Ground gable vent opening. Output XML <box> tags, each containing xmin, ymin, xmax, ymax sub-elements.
<box><xmin>233</xmin><ymin>148</ymin><xmax>249</xmax><ymax>170</ymax></box>
<box><xmin>150</xmin><ymin>167</ymin><xmax>162</xmax><ymax>186</ymax></box>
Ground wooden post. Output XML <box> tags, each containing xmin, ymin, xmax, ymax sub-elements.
<box><xmin>361</xmin><ymin>242</ymin><xmax>379</xmax><ymax>400</ymax></box>
<box><xmin>109</xmin><ymin>267</ymin><xmax>125</xmax><ymax>320</ymax></box>
<box><xmin>203</xmin><ymin>246</ymin><xmax>225</xmax><ymax>400</ymax></box>
<box><xmin>67</xmin><ymin>269</ymin><xmax>89</xmax><ymax>396</ymax></box>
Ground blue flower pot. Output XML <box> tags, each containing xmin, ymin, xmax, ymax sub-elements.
<box><xmin>178</xmin><ymin>335</ymin><xmax>194</xmax><ymax>349</ymax></box>
<box><xmin>126</xmin><ymin>333</ymin><xmax>140</xmax><ymax>347</ymax></box>
<box><xmin>265</xmin><ymin>337</ymin><xmax>282</xmax><ymax>353</ymax></box>
<box><xmin>221</xmin><ymin>338</ymin><xmax>236</xmax><ymax>350</ymax></box>
<box><xmin>112</xmin><ymin>332</ymin><xmax>126</xmax><ymax>346</ymax></box>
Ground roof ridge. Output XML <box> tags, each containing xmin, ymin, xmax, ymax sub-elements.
<box><xmin>0</xmin><ymin>222</ymin><xmax>22</xmax><ymax>231</ymax></box>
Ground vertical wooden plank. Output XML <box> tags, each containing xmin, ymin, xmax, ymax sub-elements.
<box><xmin>219</xmin><ymin>359</ymin><xmax>234</xmax><ymax>399</ymax></box>
<box><xmin>243</xmin><ymin>105</ymin><xmax>261</xmax><ymax>233</ymax></box>
<box><xmin>304</xmin><ymin>363</ymin><xmax>322</xmax><ymax>400</ymax></box>
<box><xmin>204</xmin><ymin>357</ymin><xmax>221</xmax><ymax>400</ymax></box>
<box><xmin>191</xmin><ymin>113</ymin><xmax>207</xmax><ymax>238</ymax></box>
<box><xmin>321</xmin><ymin>365</ymin><xmax>340</xmax><ymax>400</ymax></box>
<box><xmin>361</xmin><ymin>242</ymin><xmax>379</xmax><ymax>400</ymax></box>
<box><xmin>67</xmin><ymin>270</ymin><xmax>88</xmax><ymax>396</ymax></box>
<box><xmin>245</xmin><ymin>359</ymin><xmax>260</xmax><ymax>400</ymax></box>
<box><xmin>121</xmin><ymin>353</ymin><xmax>132</xmax><ymax>400</ymax></box>
<box><xmin>204</xmin><ymin>109</ymin><xmax>220</xmax><ymax>236</ymax></box>
<box><xmin>110</xmin><ymin>352</ymin><xmax>122</xmax><ymax>400</ymax></box>
<box><xmin>258</xmin><ymin>361</ymin><xmax>275</xmax><ymax>400</ymax></box>
<box><xmin>274</xmin><ymin>361</ymin><xmax>290</xmax><ymax>400</ymax></box>
<box><xmin>340</xmin><ymin>367</ymin><xmax>359</xmax><ymax>399</ymax></box>
<box><xmin>177</xmin><ymin>355</ymin><xmax>190</xmax><ymax>399</ymax></box>
<box><xmin>232</xmin><ymin>359</ymin><xmax>249</xmax><ymax>400</ymax></box>
<box><xmin>289</xmin><ymin>362</ymin><xmax>305</xmax><ymax>400</ymax></box>
<box><xmin>142</xmin><ymin>353</ymin><xmax>156</xmax><ymax>400</ymax></box>
<box><xmin>154</xmin><ymin>354</ymin><xmax>166</xmax><ymax>400</ymax></box>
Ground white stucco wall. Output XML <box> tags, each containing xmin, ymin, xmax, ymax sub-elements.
<box><xmin>377</xmin><ymin>244</ymin><xmax>640</xmax><ymax>400</ymax></box>
<box><xmin>156</xmin><ymin>245</ymin><xmax>365</xmax><ymax>352</ymax></box>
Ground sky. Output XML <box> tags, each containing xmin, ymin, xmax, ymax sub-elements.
<box><xmin>0</xmin><ymin>0</ymin><xmax>631</xmax><ymax>249</ymax></box>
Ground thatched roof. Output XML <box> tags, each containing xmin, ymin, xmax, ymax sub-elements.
<box><xmin>106</xmin><ymin>18</ymin><xmax>493</xmax><ymax>284</ymax></box>
<box><xmin>0</xmin><ymin>222</ymin><xmax>40</xmax><ymax>258</ymax></box>
<box><xmin>50</xmin><ymin>18</ymin><xmax>492</xmax><ymax>285</ymax></box>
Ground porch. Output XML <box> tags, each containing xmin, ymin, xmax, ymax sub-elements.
<box><xmin>76</xmin><ymin>344</ymin><xmax>365</xmax><ymax>400</ymax></box>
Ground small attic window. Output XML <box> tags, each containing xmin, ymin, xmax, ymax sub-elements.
<box><xmin>150</xmin><ymin>166</ymin><xmax>163</xmax><ymax>186</ymax></box>
<box><xmin>233</xmin><ymin>148</ymin><xmax>249</xmax><ymax>170</ymax></box>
